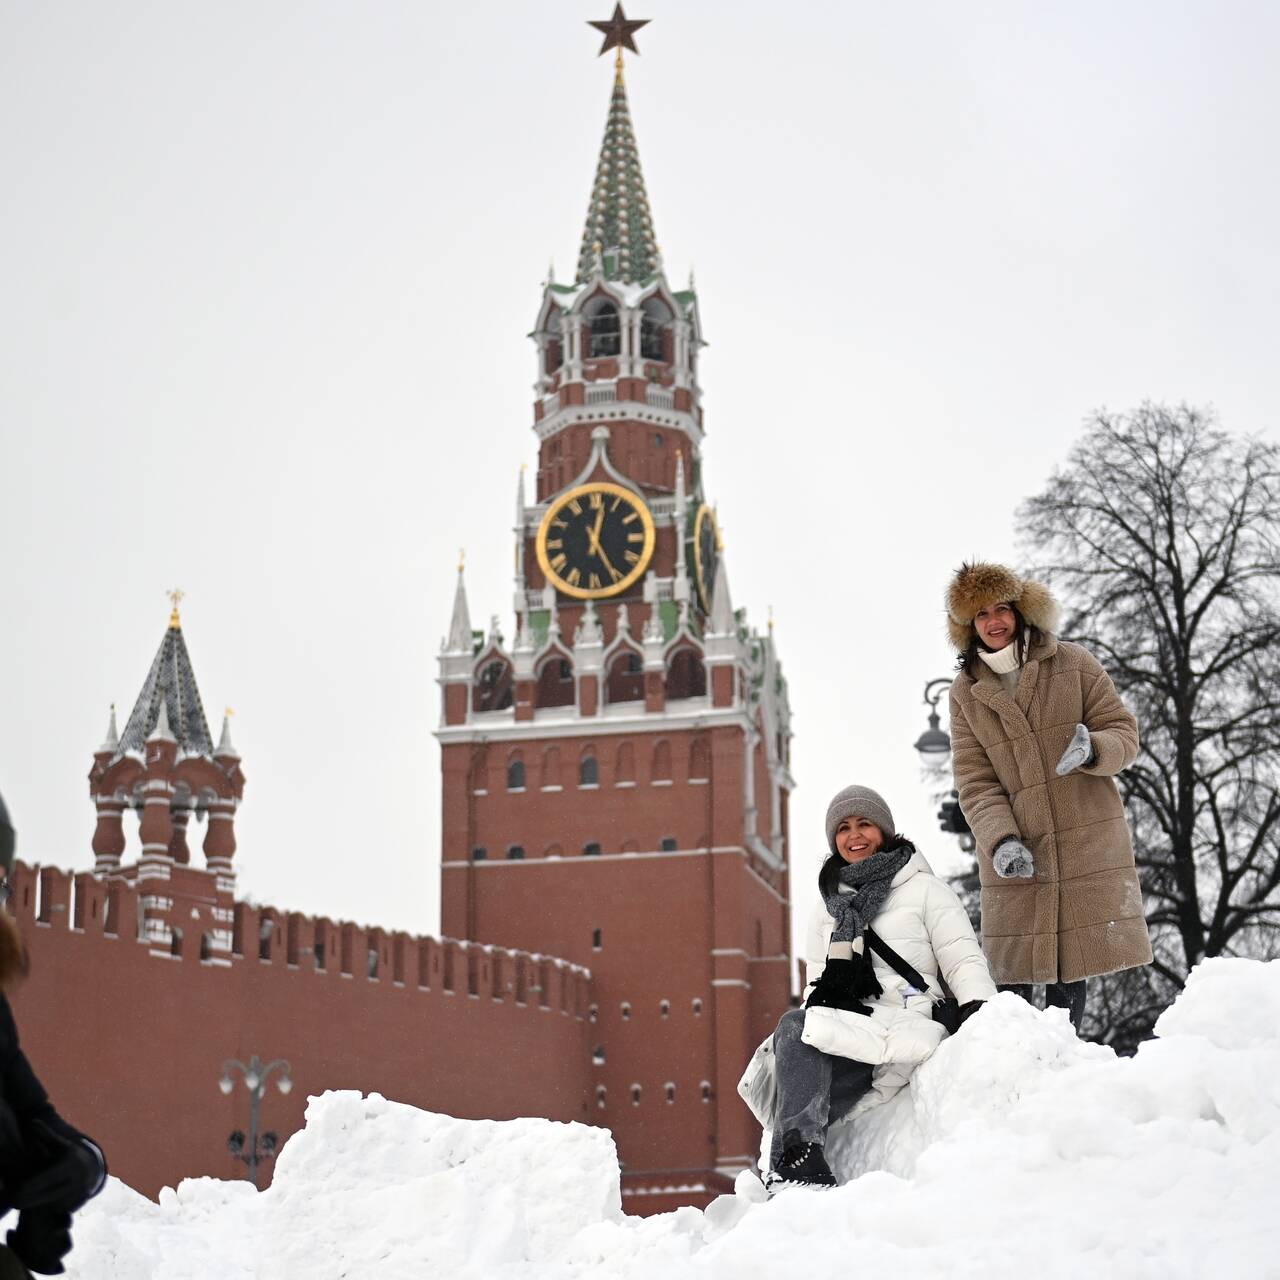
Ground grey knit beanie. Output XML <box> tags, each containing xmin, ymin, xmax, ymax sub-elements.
<box><xmin>824</xmin><ymin>785</ymin><xmax>895</xmax><ymax>856</ymax></box>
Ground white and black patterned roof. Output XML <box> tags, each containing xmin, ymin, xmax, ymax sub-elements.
<box><xmin>115</xmin><ymin>623</ymin><xmax>214</xmax><ymax>759</ymax></box>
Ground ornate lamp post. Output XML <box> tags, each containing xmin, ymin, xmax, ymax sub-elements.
<box><xmin>913</xmin><ymin>678</ymin><xmax>953</xmax><ymax>759</ymax></box>
<box><xmin>218</xmin><ymin>1055</ymin><xmax>293</xmax><ymax>1188</ymax></box>
<box><xmin>912</xmin><ymin>677</ymin><xmax>976</xmax><ymax>852</ymax></box>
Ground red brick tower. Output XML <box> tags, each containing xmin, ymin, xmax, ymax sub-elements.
<box><xmin>87</xmin><ymin>593</ymin><xmax>244</xmax><ymax>960</ymax></box>
<box><xmin>437</xmin><ymin>25</ymin><xmax>794</xmax><ymax>1213</ymax></box>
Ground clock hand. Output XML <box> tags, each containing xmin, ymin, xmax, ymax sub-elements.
<box><xmin>595</xmin><ymin>546</ymin><xmax>621</xmax><ymax>581</ymax></box>
<box><xmin>587</xmin><ymin>507</ymin><xmax>606</xmax><ymax>554</ymax></box>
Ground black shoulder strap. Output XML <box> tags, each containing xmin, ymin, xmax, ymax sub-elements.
<box><xmin>865</xmin><ymin>927</ymin><xmax>930</xmax><ymax>993</ymax></box>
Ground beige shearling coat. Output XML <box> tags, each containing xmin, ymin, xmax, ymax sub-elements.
<box><xmin>949</xmin><ymin>635</ymin><xmax>1152</xmax><ymax>985</ymax></box>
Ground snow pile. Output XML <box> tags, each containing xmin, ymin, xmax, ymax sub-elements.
<box><xmin>63</xmin><ymin>958</ymin><xmax>1280</xmax><ymax>1278</ymax></box>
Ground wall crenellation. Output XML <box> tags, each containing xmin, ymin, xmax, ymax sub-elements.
<box><xmin>9</xmin><ymin>861</ymin><xmax>592</xmax><ymax>1020</ymax></box>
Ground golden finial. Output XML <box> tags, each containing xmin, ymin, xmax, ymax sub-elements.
<box><xmin>167</xmin><ymin>588</ymin><xmax>185</xmax><ymax>628</ymax></box>
<box><xmin>458</xmin><ymin>548</ymin><xmax>466</xmax><ymax>574</ymax></box>
<box><xmin>225</xmin><ymin>706</ymin><xmax>235</xmax><ymax>719</ymax></box>
<box><xmin>615</xmin><ymin>45</ymin><xmax>625</xmax><ymax>84</ymax></box>
<box><xmin>768</xmin><ymin>606</ymin><xmax>775</xmax><ymax>634</ymax></box>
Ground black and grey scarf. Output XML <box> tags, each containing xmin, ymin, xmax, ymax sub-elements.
<box><xmin>823</xmin><ymin>843</ymin><xmax>913</xmax><ymax>999</ymax></box>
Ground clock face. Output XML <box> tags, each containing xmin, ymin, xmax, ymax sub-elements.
<box><xmin>692</xmin><ymin>503</ymin><xmax>720</xmax><ymax>613</ymax></box>
<box><xmin>535</xmin><ymin>482</ymin><xmax>656</xmax><ymax>599</ymax></box>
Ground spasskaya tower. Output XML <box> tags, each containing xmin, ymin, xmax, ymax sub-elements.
<box><xmin>436</xmin><ymin>7</ymin><xmax>794</xmax><ymax>1214</ymax></box>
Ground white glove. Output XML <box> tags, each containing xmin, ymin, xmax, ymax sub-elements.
<box><xmin>1055</xmin><ymin>723</ymin><xmax>1095</xmax><ymax>776</ymax></box>
<box><xmin>993</xmin><ymin>837</ymin><xmax>1034</xmax><ymax>879</ymax></box>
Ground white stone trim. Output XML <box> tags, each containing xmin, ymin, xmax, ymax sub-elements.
<box><xmin>712</xmin><ymin>979</ymin><xmax>751</xmax><ymax>989</ymax></box>
<box><xmin>534</xmin><ymin>402</ymin><xmax>703</xmax><ymax>449</ymax></box>
<box><xmin>711</xmin><ymin>948</ymin><xmax>748</xmax><ymax>957</ymax></box>
<box><xmin>436</xmin><ymin>706</ymin><xmax>752</xmax><ymax>744</ymax></box>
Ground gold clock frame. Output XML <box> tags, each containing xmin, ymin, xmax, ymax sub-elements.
<box><xmin>535</xmin><ymin>481</ymin><xmax>656</xmax><ymax>600</ymax></box>
<box><xmin>692</xmin><ymin>502</ymin><xmax>720</xmax><ymax>613</ymax></box>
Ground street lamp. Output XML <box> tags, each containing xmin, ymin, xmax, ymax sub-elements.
<box><xmin>218</xmin><ymin>1054</ymin><xmax>293</xmax><ymax>1188</ymax></box>
<box><xmin>913</xmin><ymin>678</ymin><xmax>953</xmax><ymax>759</ymax></box>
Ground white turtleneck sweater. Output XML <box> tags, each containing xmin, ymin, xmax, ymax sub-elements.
<box><xmin>977</xmin><ymin>640</ymin><xmax>1022</xmax><ymax>696</ymax></box>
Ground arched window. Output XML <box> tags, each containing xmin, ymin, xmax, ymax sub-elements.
<box><xmin>615</xmin><ymin>741</ymin><xmax>636</xmax><ymax>785</ymax></box>
<box><xmin>544</xmin><ymin>842</ymin><xmax>563</xmax><ymax>858</ymax></box>
<box><xmin>585</xmin><ymin>299</ymin><xmax>621</xmax><ymax>358</ymax></box>
<box><xmin>506</xmin><ymin>756</ymin><xmax>526</xmax><ymax>791</ymax></box>
<box><xmin>630</xmin><ymin>1084</ymin><xmax>642</xmax><ymax>1106</ymax></box>
<box><xmin>579</xmin><ymin>751</ymin><xmax>599</xmax><ymax>787</ymax></box>
<box><xmin>473</xmin><ymin>660</ymin><xmax>513</xmax><ymax>712</ymax></box>
<box><xmin>665</xmin><ymin>1082</ymin><xmax>676</xmax><ymax>1104</ymax></box>
<box><xmin>651</xmin><ymin>740</ymin><xmax>672</xmax><ymax>783</ymax></box>
<box><xmin>660</xmin><ymin>836</ymin><xmax>677</xmax><ymax>852</ymax></box>
<box><xmin>640</xmin><ymin>298</ymin><xmax>673</xmax><ymax>361</ymax></box>
<box><xmin>692</xmin><ymin>997</ymin><xmax>703</xmax><ymax>1016</ymax></box>
<box><xmin>605</xmin><ymin>649</ymin><xmax>644</xmax><ymax>704</ymax></box>
<box><xmin>688</xmin><ymin>737</ymin><xmax>710</xmax><ymax>782</ymax></box>
<box><xmin>507</xmin><ymin>845</ymin><xmax>526</xmax><ymax>860</ymax></box>
<box><xmin>170</xmin><ymin>927</ymin><xmax>184</xmax><ymax>958</ymax></box>
<box><xmin>659</xmin><ymin>999</ymin><xmax>670</xmax><ymax>1018</ymax></box>
<box><xmin>584</xmin><ymin>842</ymin><xmax>602</xmax><ymax>857</ymax></box>
<box><xmin>592</xmin><ymin>928</ymin><xmax>603</xmax><ymax>950</ymax></box>
<box><xmin>621</xmin><ymin>1002</ymin><xmax>632</xmax><ymax>1020</ymax></box>
<box><xmin>200</xmin><ymin>933</ymin><xmax>212</xmax><ymax>962</ymax></box>
<box><xmin>701</xmin><ymin>1081</ymin><xmax>712</xmax><ymax>1103</ymax></box>
<box><xmin>596</xmin><ymin>1085</ymin><xmax>607</xmax><ymax>1110</ymax></box>
<box><xmin>666</xmin><ymin>648</ymin><xmax>707</xmax><ymax>700</ymax></box>
<box><xmin>536</xmin><ymin>654</ymin><xmax>575</xmax><ymax>709</ymax></box>
<box><xmin>541</xmin><ymin>745</ymin><xmax>562</xmax><ymax>790</ymax></box>
<box><xmin>593</xmin><ymin>1046</ymin><xmax>606</xmax><ymax>1065</ymax></box>
<box><xmin>544</xmin><ymin>309</ymin><xmax>563</xmax><ymax>375</ymax></box>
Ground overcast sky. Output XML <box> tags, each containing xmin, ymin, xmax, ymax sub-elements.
<box><xmin>3</xmin><ymin>2</ymin><xmax>1277</xmax><ymax>956</ymax></box>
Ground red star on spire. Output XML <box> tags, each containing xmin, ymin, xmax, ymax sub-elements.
<box><xmin>588</xmin><ymin>3</ymin><xmax>650</xmax><ymax>58</ymax></box>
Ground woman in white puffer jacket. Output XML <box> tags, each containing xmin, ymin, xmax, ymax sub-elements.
<box><xmin>739</xmin><ymin>784</ymin><xmax>995</xmax><ymax>1190</ymax></box>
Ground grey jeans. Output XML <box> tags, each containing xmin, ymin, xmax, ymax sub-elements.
<box><xmin>768</xmin><ymin>1008</ymin><xmax>874</xmax><ymax>1166</ymax></box>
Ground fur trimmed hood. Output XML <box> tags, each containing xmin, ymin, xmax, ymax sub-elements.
<box><xmin>945</xmin><ymin>561</ymin><xmax>1061</xmax><ymax>652</ymax></box>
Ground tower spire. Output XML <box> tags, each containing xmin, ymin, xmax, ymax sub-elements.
<box><xmin>445</xmin><ymin>558</ymin><xmax>473</xmax><ymax>654</ymax></box>
<box><xmin>577</xmin><ymin>8</ymin><xmax>658</xmax><ymax>285</ymax></box>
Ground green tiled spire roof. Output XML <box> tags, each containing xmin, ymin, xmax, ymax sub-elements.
<box><xmin>575</xmin><ymin>69</ymin><xmax>659</xmax><ymax>284</ymax></box>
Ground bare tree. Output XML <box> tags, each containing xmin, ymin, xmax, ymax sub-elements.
<box><xmin>1020</xmin><ymin>404</ymin><xmax>1280</xmax><ymax>1051</ymax></box>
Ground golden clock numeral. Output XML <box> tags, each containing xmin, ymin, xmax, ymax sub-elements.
<box><xmin>624</xmin><ymin>550</ymin><xmax>639</xmax><ymax>565</ymax></box>
<box><xmin>588</xmin><ymin>491</ymin><xmax>603</xmax><ymax>510</ymax></box>
<box><xmin>606</xmin><ymin>563</ymin><xmax>621</xmax><ymax>582</ymax></box>
<box><xmin>610</xmin><ymin>496</ymin><xmax>622</xmax><ymax>512</ymax></box>
<box><xmin>623</xmin><ymin>512</ymin><xmax>638</xmax><ymax>525</ymax></box>
<box><xmin>566</xmin><ymin>568</ymin><xmax>582</xmax><ymax>587</ymax></box>
<box><xmin>552</xmin><ymin>518</ymin><xmax>567</xmax><ymax>530</ymax></box>
<box><xmin>547</xmin><ymin>539</ymin><xmax>562</xmax><ymax>550</ymax></box>
<box><xmin>588</xmin><ymin>573</ymin><xmax>602</xmax><ymax>590</ymax></box>
<box><xmin>568</xmin><ymin>499</ymin><xmax>582</xmax><ymax>515</ymax></box>
<box><xmin>551</xmin><ymin>553</ymin><xmax>567</xmax><ymax>571</ymax></box>
<box><xmin>627</xmin><ymin>531</ymin><xmax>644</xmax><ymax>543</ymax></box>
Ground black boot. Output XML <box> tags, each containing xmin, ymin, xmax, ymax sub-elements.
<box><xmin>766</xmin><ymin>1130</ymin><xmax>837</xmax><ymax>1190</ymax></box>
<box><xmin>0</xmin><ymin>1244</ymin><xmax>32</xmax><ymax>1280</ymax></box>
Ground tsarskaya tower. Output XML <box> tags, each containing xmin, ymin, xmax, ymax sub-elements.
<box><xmin>435</xmin><ymin>7</ymin><xmax>795</xmax><ymax>1211</ymax></box>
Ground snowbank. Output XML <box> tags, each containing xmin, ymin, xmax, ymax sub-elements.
<box><xmin>59</xmin><ymin>958</ymin><xmax>1280</xmax><ymax>1278</ymax></box>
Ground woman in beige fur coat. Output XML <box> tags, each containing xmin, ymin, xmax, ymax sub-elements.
<box><xmin>945</xmin><ymin>562</ymin><xmax>1152</xmax><ymax>1030</ymax></box>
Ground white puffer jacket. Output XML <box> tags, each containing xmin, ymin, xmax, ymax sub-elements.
<box><xmin>739</xmin><ymin>850</ymin><xmax>996</xmax><ymax>1124</ymax></box>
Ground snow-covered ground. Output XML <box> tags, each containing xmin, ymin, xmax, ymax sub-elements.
<box><xmin>58</xmin><ymin>958</ymin><xmax>1280</xmax><ymax>1279</ymax></box>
